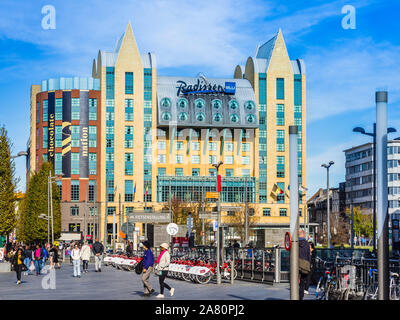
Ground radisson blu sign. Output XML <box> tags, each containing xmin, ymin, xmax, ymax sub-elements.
<box><xmin>176</xmin><ymin>79</ymin><xmax>236</xmax><ymax>96</ymax></box>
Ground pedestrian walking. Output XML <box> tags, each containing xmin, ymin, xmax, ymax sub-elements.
<box><xmin>141</xmin><ymin>240</ymin><xmax>155</xmax><ymax>297</ymax></box>
<box><xmin>81</xmin><ymin>241</ymin><xmax>91</xmax><ymax>273</ymax></box>
<box><xmin>304</xmin><ymin>242</ymin><xmax>316</xmax><ymax>295</ymax></box>
<box><xmin>155</xmin><ymin>243</ymin><xmax>174</xmax><ymax>298</ymax></box>
<box><xmin>33</xmin><ymin>244</ymin><xmax>44</xmax><ymax>275</ymax></box>
<box><xmin>54</xmin><ymin>246</ymin><xmax>60</xmax><ymax>269</ymax></box>
<box><xmin>23</xmin><ymin>245</ymin><xmax>32</xmax><ymax>276</ymax></box>
<box><xmin>41</xmin><ymin>244</ymin><xmax>48</xmax><ymax>269</ymax></box>
<box><xmin>71</xmin><ymin>243</ymin><xmax>82</xmax><ymax>278</ymax></box>
<box><xmin>92</xmin><ymin>238</ymin><xmax>104</xmax><ymax>272</ymax></box>
<box><xmin>126</xmin><ymin>241</ymin><xmax>133</xmax><ymax>257</ymax></box>
<box><xmin>298</xmin><ymin>229</ymin><xmax>311</xmax><ymax>300</ymax></box>
<box><xmin>12</xmin><ymin>247</ymin><xmax>26</xmax><ymax>285</ymax></box>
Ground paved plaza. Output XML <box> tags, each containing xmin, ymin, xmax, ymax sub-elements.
<box><xmin>0</xmin><ymin>262</ymin><xmax>315</xmax><ymax>300</ymax></box>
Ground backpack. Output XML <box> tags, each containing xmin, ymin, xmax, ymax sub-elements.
<box><xmin>135</xmin><ymin>260</ymin><xmax>143</xmax><ymax>275</ymax></box>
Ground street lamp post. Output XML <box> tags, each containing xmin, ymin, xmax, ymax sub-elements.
<box><xmin>212</xmin><ymin>161</ymin><xmax>223</xmax><ymax>285</ymax></box>
<box><xmin>321</xmin><ymin>161</ymin><xmax>334</xmax><ymax>248</ymax></box>
<box><xmin>38</xmin><ymin>213</ymin><xmax>50</xmax><ymax>244</ymax></box>
<box><xmin>353</xmin><ymin>124</ymin><xmax>396</xmax><ymax>251</ymax></box>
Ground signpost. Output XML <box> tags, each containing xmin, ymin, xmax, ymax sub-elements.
<box><xmin>166</xmin><ymin>223</ymin><xmax>179</xmax><ymax>236</ymax></box>
<box><xmin>126</xmin><ymin>211</ymin><xmax>170</xmax><ymax>223</ymax></box>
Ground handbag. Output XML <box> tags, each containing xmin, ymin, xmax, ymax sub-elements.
<box><xmin>154</xmin><ymin>265</ymin><xmax>162</xmax><ymax>276</ymax></box>
<box><xmin>135</xmin><ymin>260</ymin><xmax>143</xmax><ymax>275</ymax></box>
<box><xmin>299</xmin><ymin>258</ymin><xmax>311</xmax><ymax>274</ymax></box>
<box><xmin>21</xmin><ymin>264</ymin><xmax>28</xmax><ymax>272</ymax></box>
<box><xmin>29</xmin><ymin>262</ymin><xmax>35</xmax><ymax>272</ymax></box>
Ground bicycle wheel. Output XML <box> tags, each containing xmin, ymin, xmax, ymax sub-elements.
<box><xmin>316</xmin><ymin>277</ymin><xmax>326</xmax><ymax>300</ymax></box>
<box><xmin>364</xmin><ymin>282</ymin><xmax>378</xmax><ymax>300</ymax></box>
<box><xmin>390</xmin><ymin>281</ymin><xmax>400</xmax><ymax>300</ymax></box>
<box><xmin>196</xmin><ymin>272</ymin><xmax>212</xmax><ymax>284</ymax></box>
<box><xmin>326</xmin><ymin>278</ymin><xmax>340</xmax><ymax>300</ymax></box>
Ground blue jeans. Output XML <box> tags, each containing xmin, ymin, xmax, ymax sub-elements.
<box><xmin>41</xmin><ymin>257</ymin><xmax>46</xmax><ymax>269</ymax></box>
<box><xmin>24</xmin><ymin>258</ymin><xmax>31</xmax><ymax>274</ymax></box>
<box><xmin>34</xmin><ymin>260</ymin><xmax>41</xmax><ymax>274</ymax></box>
<box><xmin>73</xmin><ymin>259</ymin><xmax>81</xmax><ymax>277</ymax></box>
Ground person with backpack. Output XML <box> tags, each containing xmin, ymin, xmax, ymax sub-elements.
<box><xmin>155</xmin><ymin>243</ymin><xmax>174</xmax><ymax>298</ymax></box>
<box><xmin>92</xmin><ymin>239</ymin><xmax>104</xmax><ymax>272</ymax></box>
<box><xmin>298</xmin><ymin>229</ymin><xmax>311</xmax><ymax>300</ymax></box>
<box><xmin>141</xmin><ymin>240</ymin><xmax>155</xmax><ymax>297</ymax></box>
<box><xmin>41</xmin><ymin>244</ymin><xmax>49</xmax><ymax>269</ymax></box>
<box><xmin>12</xmin><ymin>247</ymin><xmax>26</xmax><ymax>285</ymax></box>
<box><xmin>33</xmin><ymin>244</ymin><xmax>44</xmax><ymax>275</ymax></box>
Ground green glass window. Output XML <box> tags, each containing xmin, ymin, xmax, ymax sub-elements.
<box><xmin>246</xmin><ymin>114</ymin><xmax>255</xmax><ymax>123</ymax></box>
<box><xmin>277</xmin><ymin>156</ymin><xmax>285</xmax><ymax>178</ymax></box>
<box><xmin>276</xmin><ymin>78</ymin><xmax>284</xmax><ymax>99</ymax></box>
<box><xmin>71</xmin><ymin>180</ymin><xmax>80</xmax><ymax>201</ymax></box>
<box><xmin>71</xmin><ymin>125</ymin><xmax>80</xmax><ymax>147</ymax></box>
<box><xmin>71</xmin><ymin>98</ymin><xmax>80</xmax><ymax>120</ymax></box>
<box><xmin>196</xmin><ymin>112</ymin><xmax>205</xmax><ymax>122</ymax></box>
<box><xmin>277</xmin><ymin>104</ymin><xmax>285</xmax><ymax>126</ymax></box>
<box><xmin>125</xmin><ymin>72</ymin><xmax>134</xmax><ymax>94</ymax></box>
<box><xmin>178</xmin><ymin>112</ymin><xmax>188</xmax><ymax>121</ymax></box>
<box><xmin>263</xmin><ymin>208</ymin><xmax>271</xmax><ymax>216</ymax></box>
<box><xmin>89</xmin><ymin>153</ymin><xmax>97</xmax><ymax>175</ymax></box>
<box><xmin>89</xmin><ymin>98</ymin><xmax>97</xmax><ymax>121</ymax></box>
<box><xmin>162</xmin><ymin>112</ymin><xmax>171</xmax><ymax>121</ymax></box>
<box><xmin>55</xmin><ymin>153</ymin><xmax>62</xmax><ymax>175</ymax></box>
<box><xmin>175</xmin><ymin>168</ymin><xmax>183</xmax><ymax>176</ymax></box>
<box><xmin>229</xmin><ymin>100</ymin><xmax>238</xmax><ymax>110</ymax></box>
<box><xmin>177</xmin><ymin>98</ymin><xmax>187</xmax><ymax>108</ymax></box>
<box><xmin>161</xmin><ymin>98</ymin><xmax>171</xmax><ymax>108</ymax></box>
<box><xmin>71</xmin><ymin>153</ymin><xmax>80</xmax><ymax>175</ymax></box>
<box><xmin>245</xmin><ymin>101</ymin><xmax>255</xmax><ymax>111</ymax></box>
<box><xmin>213</xmin><ymin>113</ymin><xmax>222</xmax><ymax>122</ymax></box>
<box><xmin>230</xmin><ymin>114</ymin><xmax>239</xmax><ymax>123</ymax></box>
<box><xmin>277</xmin><ymin>130</ymin><xmax>285</xmax><ymax>152</ymax></box>
<box><xmin>124</xmin><ymin>180</ymin><xmax>133</xmax><ymax>202</ymax></box>
<box><xmin>89</xmin><ymin>126</ymin><xmax>97</xmax><ymax>148</ymax></box>
<box><xmin>225</xmin><ymin>169</ymin><xmax>234</xmax><ymax>177</ymax></box>
<box><xmin>70</xmin><ymin>207</ymin><xmax>79</xmax><ymax>216</ymax></box>
<box><xmin>89</xmin><ymin>181</ymin><xmax>96</xmax><ymax>202</ymax></box>
<box><xmin>279</xmin><ymin>208</ymin><xmax>287</xmax><ymax>216</ymax></box>
<box><xmin>212</xmin><ymin>99</ymin><xmax>222</xmax><ymax>110</ymax></box>
<box><xmin>55</xmin><ymin>125</ymin><xmax>62</xmax><ymax>147</ymax></box>
<box><xmin>55</xmin><ymin>98</ymin><xmax>63</xmax><ymax>120</ymax></box>
<box><xmin>125</xmin><ymin>153</ymin><xmax>133</xmax><ymax>175</ymax></box>
<box><xmin>195</xmin><ymin>98</ymin><xmax>205</xmax><ymax>109</ymax></box>
<box><xmin>43</xmin><ymin>100</ymin><xmax>48</xmax><ymax>122</ymax></box>
<box><xmin>158</xmin><ymin>168</ymin><xmax>166</xmax><ymax>176</ymax></box>
<box><xmin>192</xmin><ymin>168</ymin><xmax>200</xmax><ymax>176</ymax></box>
<box><xmin>42</xmin><ymin>127</ymin><xmax>48</xmax><ymax>149</ymax></box>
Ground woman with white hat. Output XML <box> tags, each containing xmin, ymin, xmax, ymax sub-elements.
<box><xmin>155</xmin><ymin>242</ymin><xmax>174</xmax><ymax>298</ymax></box>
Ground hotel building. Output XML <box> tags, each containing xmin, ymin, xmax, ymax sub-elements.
<box><xmin>28</xmin><ymin>24</ymin><xmax>307</xmax><ymax>247</ymax></box>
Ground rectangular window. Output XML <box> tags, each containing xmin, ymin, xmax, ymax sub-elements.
<box><xmin>71</xmin><ymin>153</ymin><xmax>80</xmax><ymax>175</ymax></box>
<box><xmin>277</xmin><ymin>104</ymin><xmax>285</xmax><ymax>126</ymax></box>
<box><xmin>176</xmin><ymin>155</ymin><xmax>183</xmax><ymax>164</ymax></box>
<box><xmin>71</xmin><ymin>125</ymin><xmax>80</xmax><ymax>147</ymax></box>
<box><xmin>263</xmin><ymin>208</ymin><xmax>271</xmax><ymax>216</ymax></box>
<box><xmin>89</xmin><ymin>153</ymin><xmax>97</xmax><ymax>175</ymax></box>
<box><xmin>89</xmin><ymin>126</ymin><xmax>97</xmax><ymax>148</ymax></box>
<box><xmin>242</xmin><ymin>156</ymin><xmax>250</xmax><ymax>165</ymax></box>
<box><xmin>55</xmin><ymin>98</ymin><xmax>63</xmax><ymax>120</ymax></box>
<box><xmin>125</xmin><ymin>99</ymin><xmax>134</xmax><ymax>121</ymax></box>
<box><xmin>125</xmin><ymin>153</ymin><xmax>133</xmax><ymax>175</ymax></box>
<box><xmin>209</xmin><ymin>155</ymin><xmax>217</xmax><ymax>164</ymax></box>
<box><xmin>89</xmin><ymin>98</ymin><xmax>97</xmax><ymax>120</ymax></box>
<box><xmin>226</xmin><ymin>142</ymin><xmax>234</xmax><ymax>152</ymax></box>
<box><xmin>192</xmin><ymin>141</ymin><xmax>201</xmax><ymax>151</ymax></box>
<box><xmin>71</xmin><ymin>98</ymin><xmax>80</xmax><ymax>120</ymax></box>
<box><xmin>107</xmin><ymin>207</ymin><xmax>116</xmax><ymax>216</ymax></box>
<box><xmin>144</xmin><ymin>114</ymin><xmax>152</xmax><ymax>122</ymax></box>
<box><xmin>242</xmin><ymin>143</ymin><xmax>250</xmax><ymax>152</ymax></box>
<box><xmin>42</xmin><ymin>127</ymin><xmax>48</xmax><ymax>149</ymax></box>
<box><xmin>158</xmin><ymin>141</ymin><xmax>166</xmax><ymax>150</ymax></box>
<box><xmin>70</xmin><ymin>207</ymin><xmax>79</xmax><ymax>216</ymax></box>
<box><xmin>88</xmin><ymin>181</ymin><xmax>96</xmax><ymax>202</ymax></box>
<box><xmin>225</xmin><ymin>169</ymin><xmax>234</xmax><ymax>177</ymax></box>
<box><xmin>125</xmin><ymin>72</ymin><xmax>134</xmax><ymax>94</ymax></box>
<box><xmin>209</xmin><ymin>169</ymin><xmax>217</xmax><ymax>177</ymax></box>
<box><xmin>242</xmin><ymin>169</ymin><xmax>250</xmax><ymax>176</ymax></box>
<box><xmin>71</xmin><ymin>180</ymin><xmax>79</xmax><ymax>201</ymax></box>
<box><xmin>43</xmin><ymin>100</ymin><xmax>48</xmax><ymax>121</ymax></box>
<box><xmin>276</xmin><ymin>78</ymin><xmax>285</xmax><ymax>99</ymax></box>
<box><xmin>37</xmin><ymin>102</ymin><xmax>39</xmax><ymax>123</ymax></box>
<box><xmin>56</xmin><ymin>180</ymin><xmax>62</xmax><ymax>199</ymax></box>
<box><xmin>192</xmin><ymin>155</ymin><xmax>200</xmax><ymax>164</ymax></box>
<box><xmin>176</xmin><ymin>141</ymin><xmax>184</xmax><ymax>151</ymax></box>
<box><xmin>158</xmin><ymin>154</ymin><xmax>166</xmax><ymax>164</ymax></box>
<box><xmin>55</xmin><ymin>153</ymin><xmax>62</xmax><ymax>175</ymax></box>
<box><xmin>55</xmin><ymin>126</ymin><xmax>62</xmax><ymax>148</ymax></box>
<box><xmin>209</xmin><ymin>142</ymin><xmax>217</xmax><ymax>151</ymax></box>
<box><xmin>42</xmin><ymin>154</ymin><xmax>48</xmax><ymax>161</ymax></box>
<box><xmin>175</xmin><ymin>168</ymin><xmax>183</xmax><ymax>176</ymax></box>
<box><xmin>279</xmin><ymin>208</ymin><xmax>287</xmax><ymax>216</ymax></box>
<box><xmin>224</xmin><ymin>156</ymin><xmax>233</xmax><ymax>164</ymax></box>
<box><xmin>158</xmin><ymin>167</ymin><xmax>166</xmax><ymax>176</ymax></box>
<box><xmin>277</xmin><ymin>156</ymin><xmax>285</xmax><ymax>178</ymax></box>
<box><xmin>125</xmin><ymin>126</ymin><xmax>133</xmax><ymax>148</ymax></box>
<box><xmin>192</xmin><ymin>168</ymin><xmax>200</xmax><ymax>176</ymax></box>
<box><xmin>277</xmin><ymin>130</ymin><xmax>284</xmax><ymax>152</ymax></box>
<box><xmin>259</xmin><ymin>130</ymin><xmax>267</xmax><ymax>138</ymax></box>
<box><xmin>125</xmin><ymin>180</ymin><xmax>133</xmax><ymax>202</ymax></box>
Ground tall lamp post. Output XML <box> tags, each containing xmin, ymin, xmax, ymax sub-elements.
<box><xmin>321</xmin><ymin>161</ymin><xmax>334</xmax><ymax>248</ymax></box>
<box><xmin>353</xmin><ymin>124</ymin><xmax>396</xmax><ymax>251</ymax></box>
<box><xmin>212</xmin><ymin>161</ymin><xmax>223</xmax><ymax>285</ymax></box>
<box><xmin>38</xmin><ymin>213</ymin><xmax>50</xmax><ymax>244</ymax></box>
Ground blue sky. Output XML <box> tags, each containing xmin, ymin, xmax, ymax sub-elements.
<box><xmin>0</xmin><ymin>0</ymin><xmax>399</xmax><ymax>197</ymax></box>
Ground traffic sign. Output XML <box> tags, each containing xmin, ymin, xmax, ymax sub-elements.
<box><xmin>284</xmin><ymin>232</ymin><xmax>292</xmax><ymax>251</ymax></box>
<box><xmin>220</xmin><ymin>206</ymin><xmax>242</xmax><ymax>211</ymax></box>
<box><xmin>166</xmin><ymin>223</ymin><xmax>179</xmax><ymax>236</ymax></box>
<box><xmin>121</xmin><ymin>222</ymin><xmax>135</xmax><ymax>234</ymax></box>
<box><xmin>199</xmin><ymin>213</ymin><xmax>218</xmax><ymax>219</ymax></box>
<box><xmin>213</xmin><ymin>221</ymin><xmax>218</xmax><ymax>232</ymax></box>
<box><xmin>206</xmin><ymin>192</ymin><xmax>219</xmax><ymax>199</ymax></box>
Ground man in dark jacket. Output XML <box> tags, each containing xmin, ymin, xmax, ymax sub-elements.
<box><xmin>126</xmin><ymin>242</ymin><xmax>133</xmax><ymax>257</ymax></box>
<box><xmin>299</xmin><ymin>229</ymin><xmax>311</xmax><ymax>300</ymax></box>
<box><xmin>141</xmin><ymin>240</ymin><xmax>155</xmax><ymax>296</ymax></box>
<box><xmin>92</xmin><ymin>239</ymin><xmax>104</xmax><ymax>272</ymax></box>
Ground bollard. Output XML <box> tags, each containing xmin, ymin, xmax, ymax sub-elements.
<box><xmin>262</xmin><ymin>250</ymin><xmax>265</xmax><ymax>282</ymax></box>
<box><xmin>251</xmin><ymin>249</ymin><xmax>254</xmax><ymax>280</ymax></box>
<box><xmin>231</xmin><ymin>249</ymin><xmax>235</xmax><ymax>284</ymax></box>
<box><xmin>241</xmin><ymin>249</ymin><xmax>245</xmax><ymax>279</ymax></box>
<box><xmin>275</xmin><ymin>247</ymin><xmax>280</xmax><ymax>283</ymax></box>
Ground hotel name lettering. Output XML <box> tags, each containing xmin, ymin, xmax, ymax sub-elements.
<box><xmin>176</xmin><ymin>79</ymin><xmax>225</xmax><ymax>96</ymax></box>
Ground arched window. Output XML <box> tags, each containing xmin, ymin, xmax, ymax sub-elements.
<box><xmin>229</xmin><ymin>99</ymin><xmax>239</xmax><ymax>110</ymax></box>
<box><xmin>161</xmin><ymin>98</ymin><xmax>171</xmax><ymax>108</ymax></box>
<box><xmin>178</xmin><ymin>112</ymin><xmax>188</xmax><ymax>121</ymax></box>
<box><xmin>195</xmin><ymin>98</ymin><xmax>205</xmax><ymax>109</ymax></box>
<box><xmin>161</xmin><ymin>112</ymin><xmax>171</xmax><ymax>121</ymax></box>
<box><xmin>213</xmin><ymin>113</ymin><xmax>222</xmax><ymax>122</ymax></box>
<box><xmin>177</xmin><ymin>98</ymin><xmax>187</xmax><ymax>109</ymax></box>
<box><xmin>212</xmin><ymin>99</ymin><xmax>222</xmax><ymax>110</ymax></box>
